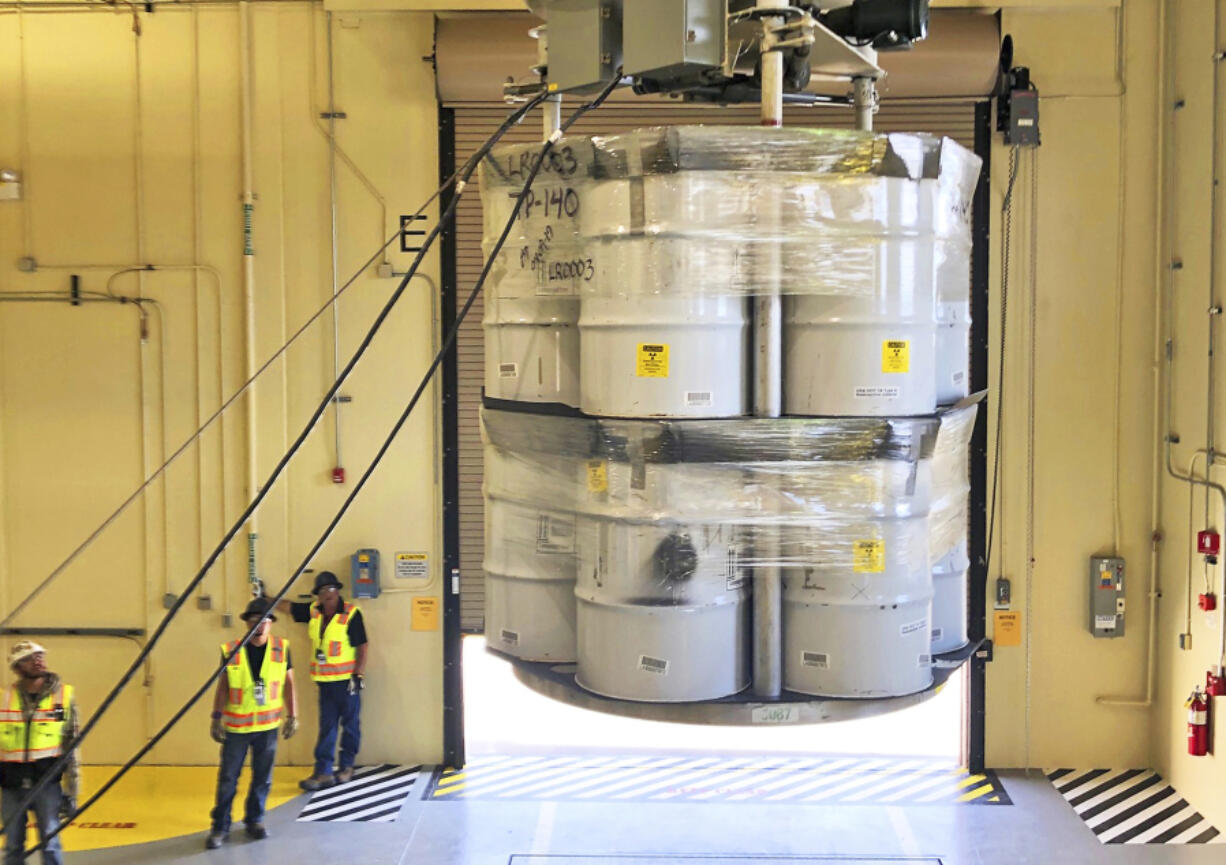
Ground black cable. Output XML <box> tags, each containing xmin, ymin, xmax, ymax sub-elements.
<box><xmin>0</xmin><ymin>93</ymin><xmax>547</xmax><ymax>633</ymax></box>
<box><xmin>5</xmin><ymin>88</ymin><xmax>552</xmax><ymax>848</ymax></box>
<box><xmin>22</xmin><ymin>75</ymin><xmax>620</xmax><ymax>859</ymax></box>
<box><xmin>985</xmin><ymin>145</ymin><xmax>1020</xmax><ymax>580</ymax></box>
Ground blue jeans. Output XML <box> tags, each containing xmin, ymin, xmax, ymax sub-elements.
<box><xmin>2</xmin><ymin>783</ymin><xmax>62</xmax><ymax>865</ymax></box>
<box><xmin>210</xmin><ymin>728</ymin><xmax>277</xmax><ymax>833</ymax></box>
<box><xmin>313</xmin><ymin>681</ymin><xmax>360</xmax><ymax>776</ymax></box>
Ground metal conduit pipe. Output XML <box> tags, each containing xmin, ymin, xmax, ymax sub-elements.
<box><xmin>239</xmin><ymin>0</ymin><xmax>260</xmax><ymax>591</ymax></box>
<box><xmin>327</xmin><ymin>11</ymin><xmax>345</xmax><ymax>480</ymax></box>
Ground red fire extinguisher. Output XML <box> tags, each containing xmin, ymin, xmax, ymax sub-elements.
<box><xmin>1187</xmin><ymin>688</ymin><xmax>1210</xmax><ymax>757</ymax></box>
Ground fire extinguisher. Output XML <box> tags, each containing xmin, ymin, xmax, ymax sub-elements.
<box><xmin>1187</xmin><ymin>688</ymin><xmax>1210</xmax><ymax>757</ymax></box>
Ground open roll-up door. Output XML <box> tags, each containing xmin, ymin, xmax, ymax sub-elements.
<box><xmin>439</xmin><ymin>12</ymin><xmax>998</xmax><ymax>633</ymax></box>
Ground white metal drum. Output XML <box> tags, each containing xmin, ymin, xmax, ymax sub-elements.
<box><xmin>480</xmin><ymin>140</ymin><xmax>591</xmax><ymax>407</ymax></box>
<box><xmin>483</xmin><ymin>444</ymin><xmax>582</xmax><ymax>662</ymax></box>
<box><xmin>931</xmin><ymin>541</ymin><xmax>970</xmax><ymax>654</ymax></box>
<box><xmin>579</xmin><ymin>175</ymin><xmax>749</xmax><ymax>418</ymax></box>
<box><xmin>782</xmin><ymin>515</ymin><xmax>934</xmax><ymax>698</ymax></box>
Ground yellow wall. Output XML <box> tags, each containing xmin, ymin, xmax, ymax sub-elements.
<box><xmin>1152</xmin><ymin>0</ymin><xmax>1226</xmax><ymax>830</ymax></box>
<box><xmin>980</xmin><ymin>0</ymin><xmax>1161</xmax><ymax>772</ymax></box>
<box><xmin>0</xmin><ymin>4</ymin><xmax>444</xmax><ymax>766</ymax></box>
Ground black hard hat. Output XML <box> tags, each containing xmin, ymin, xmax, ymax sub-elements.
<box><xmin>312</xmin><ymin>571</ymin><xmax>343</xmax><ymax>595</ymax></box>
<box><xmin>240</xmin><ymin>597</ymin><xmax>277</xmax><ymax>623</ymax></box>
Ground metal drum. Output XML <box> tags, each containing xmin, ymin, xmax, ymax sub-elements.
<box><xmin>481</xmin><ymin>409</ymin><xmax>596</xmax><ymax>662</ymax></box>
<box><xmin>931</xmin><ymin>541</ymin><xmax>970</xmax><ymax>654</ymax></box>
<box><xmin>578</xmin><ymin>172</ymin><xmax>749</xmax><ymax>418</ymax></box>
<box><xmin>574</xmin><ymin>457</ymin><xmax>750</xmax><ymax>702</ymax></box>
<box><xmin>782</xmin><ymin>513</ymin><xmax>934</xmax><ymax>698</ymax></box>
<box><xmin>480</xmin><ymin>138</ymin><xmax>595</xmax><ymax>407</ymax></box>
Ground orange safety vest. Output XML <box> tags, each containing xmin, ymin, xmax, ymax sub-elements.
<box><xmin>307</xmin><ymin>602</ymin><xmax>360</xmax><ymax>682</ymax></box>
<box><xmin>221</xmin><ymin>637</ymin><xmax>288</xmax><ymax>733</ymax></box>
<box><xmin>0</xmin><ymin>683</ymin><xmax>73</xmax><ymax>763</ymax></box>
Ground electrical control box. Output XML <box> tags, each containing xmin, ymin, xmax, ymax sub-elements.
<box><xmin>351</xmin><ymin>549</ymin><xmax>381</xmax><ymax>599</ymax></box>
<box><xmin>547</xmin><ymin>0</ymin><xmax>623</xmax><ymax>94</ymax></box>
<box><xmin>622</xmin><ymin>0</ymin><xmax>724</xmax><ymax>85</ymax></box>
<box><xmin>1089</xmin><ymin>555</ymin><xmax>1125</xmax><ymax>638</ymax></box>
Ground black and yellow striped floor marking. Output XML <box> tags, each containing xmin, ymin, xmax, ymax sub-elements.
<box><xmin>426</xmin><ymin>755</ymin><xmax>1010</xmax><ymax>806</ymax></box>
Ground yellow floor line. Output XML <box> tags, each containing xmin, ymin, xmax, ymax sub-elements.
<box><xmin>957</xmin><ymin>783</ymin><xmax>996</xmax><ymax>803</ymax></box>
<box><xmin>1</xmin><ymin>765</ymin><xmax>308</xmax><ymax>852</ymax></box>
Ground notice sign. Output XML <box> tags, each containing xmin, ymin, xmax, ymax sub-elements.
<box><xmin>636</xmin><ymin>343</ymin><xmax>669</xmax><ymax>377</ymax></box>
<box><xmin>412</xmin><ymin>597</ymin><xmax>440</xmax><ymax>631</ymax></box>
<box><xmin>994</xmin><ymin>611</ymin><xmax>1022</xmax><ymax>647</ymax></box>
<box><xmin>882</xmin><ymin>340</ymin><xmax>910</xmax><ymax>373</ymax></box>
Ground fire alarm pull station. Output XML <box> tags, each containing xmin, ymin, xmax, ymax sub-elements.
<box><xmin>351</xmin><ymin>548</ymin><xmax>381</xmax><ymax>599</ymax></box>
<box><xmin>1090</xmin><ymin>556</ymin><xmax>1125</xmax><ymax>638</ymax></box>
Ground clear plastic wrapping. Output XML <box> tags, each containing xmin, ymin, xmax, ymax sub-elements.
<box><xmin>929</xmin><ymin>402</ymin><xmax>978</xmax><ymax>563</ymax></box>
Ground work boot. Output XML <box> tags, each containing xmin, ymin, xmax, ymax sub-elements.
<box><xmin>335</xmin><ymin>767</ymin><xmax>354</xmax><ymax>784</ymax></box>
<box><xmin>299</xmin><ymin>774</ymin><xmax>335</xmax><ymax>791</ymax></box>
<box><xmin>205</xmin><ymin>831</ymin><xmax>227</xmax><ymax>850</ymax></box>
<box><xmin>245</xmin><ymin>823</ymin><xmax>269</xmax><ymax>841</ymax></box>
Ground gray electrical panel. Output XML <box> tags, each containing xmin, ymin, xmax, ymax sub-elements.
<box><xmin>546</xmin><ymin>0</ymin><xmax>624</xmax><ymax>94</ymax></box>
<box><xmin>622</xmin><ymin>0</ymin><xmax>725</xmax><ymax>85</ymax></box>
<box><xmin>1089</xmin><ymin>555</ymin><xmax>1125</xmax><ymax>638</ymax></box>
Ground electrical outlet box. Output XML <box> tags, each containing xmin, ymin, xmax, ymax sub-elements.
<box><xmin>197</xmin><ymin>594</ymin><xmax>213</xmax><ymax>611</ymax></box>
<box><xmin>547</xmin><ymin>0</ymin><xmax>623</xmax><ymax>94</ymax></box>
<box><xmin>221</xmin><ymin>612</ymin><xmax>234</xmax><ymax>628</ymax></box>
<box><xmin>0</xmin><ymin>169</ymin><xmax>21</xmax><ymax>201</ymax></box>
<box><xmin>351</xmin><ymin>548</ymin><xmax>381</xmax><ymax>599</ymax></box>
<box><xmin>1090</xmin><ymin>555</ymin><xmax>1125</xmax><ymax>638</ymax></box>
<box><xmin>622</xmin><ymin>0</ymin><xmax>723</xmax><ymax>85</ymax></box>
<box><xmin>163</xmin><ymin>592</ymin><xmax>177</xmax><ymax>610</ymax></box>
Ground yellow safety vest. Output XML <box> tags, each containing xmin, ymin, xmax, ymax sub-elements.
<box><xmin>307</xmin><ymin>602</ymin><xmax>359</xmax><ymax>682</ymax></box>
<box><xmin>221</xmin><ymin>637</ymin><xmax>288</xmax><ymax>733</ymax></box>
<box><xmin>0</xmin><ymin>683</ymin><xmax>74</xmax><ymax>763</ymax></box>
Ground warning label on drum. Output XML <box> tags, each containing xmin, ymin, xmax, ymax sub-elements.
<box><xmin>638</xmin><ymin>655</ymin><xmax>670</xmax><ymax>675</ymax></box>
<box><xmin>853</xmin><ymin>539</ymin><xmax>885</xmax><ymax>573</ymax></box>
<box><xmin>900</xmin><ymin>618</ymin><xmax>928</xmax><ymax>637</ymax></box>
<box><xmin>801</xmin><ymin>651</ymin><xmax>830</xmax><ymax>670</ymax></box>
<box><xmin>882</xmin><ymin>340</ymin><xmax>910</xmax><ymax>373</ymax></box>
<box><xmin>535</xmin><ymin>514</ymin><xmax>575</xmax><ymax>554</ymax></box>
<box><xmin>854</xmin><ymin>386</ymin><xmax>900</xmax><ymax>399</ymax></box>
<box><xmin>636</xmin><ymin>343</ymin><xmax>669</xmax><ymax>377</ymax></box>
<box><xmin>586</xmin><ymin>459</ymin><xmax>608</xmax><ymax>493</ymax></box>
<box><xmin>498</xmin><ymin>362</ymin><xmax>519</xmax><ymax>379</ymax></box>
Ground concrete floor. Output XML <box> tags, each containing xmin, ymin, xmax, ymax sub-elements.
<box><xmin>67</xmin><ymin>769</ymin><xmax>1223</xmax><ymax>865</ymax></box>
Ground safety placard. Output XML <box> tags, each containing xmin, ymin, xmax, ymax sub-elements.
<box><xmin>994</xmin><ymin>611</ymin><xmax>1022</xmax><ymax>646</ymax></box>
<box><xmin>853</xmin><ymin>539</ymin><xmax>885</xmax><ymax>573</ymax></box>
<box><xmin>395</xmin><ymin>552</ymin><xmax>428</xmax><ymax>579</ymax></box>
<box><xmin>636</xmin><ymin>343</ymin><xmax>669</xmax><ymax>377</ymax></box>
<box><xmin>411</xmin><ymin>597</ymin><xmax>439</xmax><ymax>631</ymax></box>
<box><xmin>882</xmin><ymin>340</ymin><xmax>910</xmax><ymax>373</ymax></box>
<box><xmin>586</xmin><ymin>459</ymin><xmax>608</xmax><ymax>493</ymax></box>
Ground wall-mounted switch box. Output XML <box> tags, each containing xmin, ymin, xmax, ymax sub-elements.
<box><xmin>1090</xmin><ymin>555</ymin><xmax>1125</xmax><ymax>638</ymax></box>
<box><xmin>0</xmin><ymin>169</ymin><xmax>21</xmax><ymax>201</ymax></box>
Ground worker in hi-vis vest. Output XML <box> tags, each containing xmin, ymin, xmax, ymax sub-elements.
<box><xmin>206</xmin><ymin>597</ymin><xmax>298</xmax><ymax>851</ymax></box>
<box><xmin>276</xmin><ymin>570</ymin><xmax>368</xmax><ymax>791</ymax></box>
<box><xmin>0</xmin><ymin>641</ymin><xmax>79</xmax><ymax>865</ymax></box>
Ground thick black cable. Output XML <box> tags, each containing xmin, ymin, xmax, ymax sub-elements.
<box><xmin>23</xmin><ymin>76</ymin><xmax>619</xmax><ymax>859</ymax></box>
<box><xmin>985</xmin><ymin>145</ymin><xmax>1020</xmax><ymax>580</ymax></box>
<box><xmin>0</xmin><ymin>92</ymin><xmax>548</xmax><ymax>632</ymax></box>
<box><xmin>6</xmin><ymin>88</ymin><xmax>551</xmax><ymax>847</ymax></box>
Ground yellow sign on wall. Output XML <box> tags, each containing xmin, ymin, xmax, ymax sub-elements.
<box><xmin>636</xmin><ymin>343</ymin><xmax>670</xmax><ymax>377</ymax></box>
<box><xmin>882</xmin><ymin>340</ymin><xmax>910</xmax><ymax>373</ymax></box>
<box><xmin>412</xmin><ymin>597</ymin><xmax>440</xmax><ymax>631</ymax></box>
<box><xmin>994</xmin><ymin>611</ymin><xmax>1022</xmax><ymax>647</ymax></box>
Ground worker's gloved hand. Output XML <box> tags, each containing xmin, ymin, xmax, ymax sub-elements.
<box><xmin>59</xmin><ymin>795</ymin><xmax>75</xmax><ymax>823</ymax></box>
<box><xmin>210</xmin><ymin>718</ymin><xmax>226</xmax><ymax>744</ymax></box>
<box><xmin>282</xmin><ymin>716</ymin><xmax>299</xmax><ymax>740</ymax></box>
<box><xmin>348</xmin><ymin>674</ymin><xmax>365</xmax><ymax>696</ymax></box>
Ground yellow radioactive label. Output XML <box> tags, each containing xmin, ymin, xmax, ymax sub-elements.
<box><xmin>586</xmin><ymin>460</ymin><xmax>608</xmax><ymax>493</ymax></box>
<box><xmin>853</xmin><ymin>539</ymin><xmax>885</xmax><ymax>573</ymax></box>
<box><xmin>636</xmin><ymin>343</ymin><xmax>670</xmax><ymax>377</ymax></box>
<box><xmin>882</xmin><ymin>340</ymin><xmax>910</xmax><ymax>373</ymax></box>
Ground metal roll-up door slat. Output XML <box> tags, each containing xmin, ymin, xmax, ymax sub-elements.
<box><xmin>453</xmin><ymin>99</ymin><xmax>979</xmax><ymax>633</ymax></box>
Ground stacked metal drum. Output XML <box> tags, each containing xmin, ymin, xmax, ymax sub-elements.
<box><xmin>480</xmin><ymin>126</ymin><xmax>981</xmax><ymax>705</ymax></box>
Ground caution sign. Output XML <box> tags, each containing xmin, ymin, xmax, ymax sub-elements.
<box><xmin>411</xmin><ymin>597</ymin><xmax>440</xmax><ymax>631</ymax></box>
<box><xmin>853</xmin><ymin>539</ymin><xmax>885</xmax><ymax>573</ymax></box>
<box><xmin>994</xmin><ymin>611</ymin><xmax>1022</xmax><ymax>647</ymax></box>
<box><xmin>636</xmin><ymin>343</ymin><xmax>669</xmax><ymax>377</ymax></box>
<box><xmin>882</xmin><ymin>340</ymin><xmax>910</xmax><ymax>373</ymax></box>
<box><xmin>395</xmin><ymin>552</ymin><xmax>428</xmax><ymax>579</ymax></box>
<box><xmin>586</xmin><ymin>459</ymin><xmax>608</xmax><ymax>493</ymax></box>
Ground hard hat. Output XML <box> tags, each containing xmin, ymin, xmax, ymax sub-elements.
<box><xmin>240</xmin><ymin>597</ymin><xmax>277</xmax><ymax>624</ymax></box>
<box><xmin>311</xmin><ymin>571</ymin><xmax>343</xmax><ymax>595</ymax></box>
<box><xmin>8</xmin><ymin>641</ymin><xmax>47</xmax><ymax>670</ymax></box>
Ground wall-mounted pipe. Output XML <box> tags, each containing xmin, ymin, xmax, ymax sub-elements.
<box><xmin>326</xmin><ymin>11</ymin><xmax>344</xmax><ymax>481</ymax></box>
<box><xmin>239</xmin><ymin>0</ymin><xmax>260</xmax><ymax>592</ymax></box>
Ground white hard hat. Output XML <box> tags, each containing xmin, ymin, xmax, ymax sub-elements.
<box><xmin>7</xmin><ymin>641</ymin><xmax>47</xmax><ymax>670</ymax></box>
